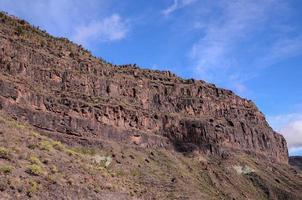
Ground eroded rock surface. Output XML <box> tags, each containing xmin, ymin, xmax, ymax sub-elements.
<box><xmin>0</xmin><ymin>12</ymin><xmax>288</xmax><ymax>163</ymax></box>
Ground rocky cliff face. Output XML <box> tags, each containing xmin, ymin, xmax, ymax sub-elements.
<box><xmin>0</xmin><ymin>12</ymin><xmax>288</xmax><ymax>163</ymax></box>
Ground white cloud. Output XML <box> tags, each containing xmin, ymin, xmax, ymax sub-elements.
<box><xmin>268</xmin><ymin>113</ymin><xmax>302</xmax><ymax>154</ymax></box>
<box><xmin>268</xmin><ymin>113</ymin><xmax>302</xmax><ymax>130</ymax></box>
<box><xmin>281</xmin><ymin>119</ymin><xmax>302</xmax><ymax>149</ymax></box>
<box><xmin>72</xmin><ymin>14</ymin><xmax>128</xmax><ymax>46</ymax></box>
<box><xmin>162</xmin><ymin>0</ymin><xmax>196</xmax><ymax>16</ymax></box>
<box><xmin>188</xmin><ymin>0</ymin><xmax>302</xmax><ymax>96</ymax></box>
<box><xmin>0</xmin><ymin>0</ymin><xmax>129</xmax><ymax>48</ymax></box>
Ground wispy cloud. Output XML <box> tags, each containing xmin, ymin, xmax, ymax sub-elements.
<box><xmin>256</xmin><ymin>36</ymin><xmax>302</xmax><ymax>68</ymax></box>
<box><xmin>73</xmin><ymin>14</ymin><xmax>128</xmax><ymax>46</ymax></box>
<box><xmin>188</xmin><ymin>0</ymin><xmax>302</xmax><ymax>96</ymax></box>
<box><xmin>162</xmin><ymin>0</ymin><xmax>196</xmax><ymax>16</ymax></box>
<box><xmin>0</xmin><ymin>0</ymin><xmax>129</xmax><ymax>48</ymax></box>
<box><xmin>191</xmin><ymin>1</ymin><xmax>274</xmax><ymax>65</ymax></box>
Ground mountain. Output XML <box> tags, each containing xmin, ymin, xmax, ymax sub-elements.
<box><xmin>0</xmin><ymin>12</ymin><xmax>301</xmax><ymax>200</ymax></box>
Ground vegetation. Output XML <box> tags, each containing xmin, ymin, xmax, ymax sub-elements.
<box><xmin>0</xmin><ymin>147</ymin><xmax>12</xmax><ymax>160</ymax></box>
<box><xmin>39</xmin><ymin>140</ymin><xmax>52</xmax><ymax>151</ymax></box>
<box><xmin>51</xmin><ymin>141</ymin><xmax>64</xmax><ymax>151</ymax></box>
<box><xmin>73</xmin><ymin>147</ymin><xmax>97</xmax><ymax>155</ymax></box>
<box><xmin>26</xmin><ymin>164</ymin><xmax>44</xmax><ymax>176</ymax></box>
<box><xmin>0</xmin><ymin>164</ymin><xmax>13</xmax><ymax>174</ymax></box>
<box><xmin>50</xmin><ymin>165</ymin><xmax>58</xmax><ymax>174</ymax></box>
<box><xmin>29</xmin><ymin>155</ymin><xmax>42</xmax><ymax>165</ymax></box>
<box><xmin>65</xmin><ymin>148</ymin><xmax>80</xmax><ymax>157</ymax></box>
<box><xmin>27</xmin><ymin>180</ymin><xmax>39</xmax><ymax>197</ymax></box>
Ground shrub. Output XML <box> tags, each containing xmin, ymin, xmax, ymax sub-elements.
<box><xmin>27</xmin><ymin>180</ymin><xmax>39</xmax><ymax>197</ymax></box>
<box><xmin>74</xmin><ymin>147</ymin><xmax>96</xmax><ymax>155</ymax></box>
<box><xmin>47</xmin><ymin>174</ymin><xmax>59</xmax><ymax>184</ymax></box>
<box><xmin>29</xmin><ymin>156</ymin><xmax>42</xmax><ymax>165</ymax></box>
<box><xmin>26</xmin><ymin>164</ymin><xmax>44</xmax><ymax>176</ymax></box>
<box><xmin>0</xmin><ymin>147</ymin><xmax>11</xmax><ymax>160</ymax></box>
<box><xmin>66</xmin><ymin>149</ymin><xmax>75</xmax><ymax>156</ymax></box>
<box><xmin>51</xmin><ymin>141</ymin><xmax>64</xmax><ymax>151</ymax></box>
<box><xmin>50</xmin><ymin>165</ymin><xmax>58</xmax><ymax>174</ymax></box>
<box><xmin>0</xmin><ymin>164</ymin><xmax>13</xmax><ymax>174</ymax></box>
<box><xmin>39</xmin><ymin>141</ymin><xmax>52</xmax><ymax>151</ymax></box>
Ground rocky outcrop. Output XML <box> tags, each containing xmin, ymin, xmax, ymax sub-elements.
<box><xmin>0</xmin><ymin>12</ymin><xmax>288</xmax><ymax>163</ymax></box>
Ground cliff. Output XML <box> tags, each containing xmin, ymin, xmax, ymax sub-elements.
<box><xmin>0</xmin><ymin>12</ymin><xmax>287</xmax><ymax>163</ymax></box>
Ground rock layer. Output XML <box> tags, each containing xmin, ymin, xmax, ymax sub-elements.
<box><xmin>0</xmin><ymin>12</ymin><xmax>288</xmax><ymax>163</ymax></box>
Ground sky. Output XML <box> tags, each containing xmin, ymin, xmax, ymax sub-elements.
<box><xmin>0</xmin><ymin>0</ymin><xmax>302</xmax><ymax>155</ymax></box>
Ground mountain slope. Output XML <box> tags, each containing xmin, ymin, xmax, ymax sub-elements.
<box><xmin>0</xmin><ymin>12</ymin><xmax>301</xmax><ymax>199</ymax></box>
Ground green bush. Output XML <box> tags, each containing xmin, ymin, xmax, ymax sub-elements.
<box><xmin>39</xmin><ymin>141</ymin><xmax>52</xmax><ymax>151</ymax></box>
<box><xmin>29</xmin><ymin>155</ymin><xmax>42</xmax><ymax>165</ymax></box>
<box><xmin>0</xmin><ymin>164</ymin><xmax>13</xmax><ymax>174</ymax></box>
<box><xmin>26</xmin><ymin>164</ymin><xmax>44</xmax><ymax>176</ymax></box>
<box><xmin>0</xmin><ymin>147</ymin><xmax>12</xmax><ymax>160</ymax></box>
<box><xmin>51</xmin><ymin>141</ymin><xmax>64</xmax><ymax>151</ymax></box>
<box><xmin>27</xmin><ymin>180</ymin><xmax>39</xmax><ymax>197</ymax></box>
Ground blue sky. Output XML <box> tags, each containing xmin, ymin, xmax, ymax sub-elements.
<box><xmin>1</xmin><ymin>0</ymin><xmax>302</xmax><ymax>155</ymax></box>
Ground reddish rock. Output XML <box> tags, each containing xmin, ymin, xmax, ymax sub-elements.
<box><xmin>0</xmin><ymin>12</ymin><xmax>288</xmax><ymax>163</ymax></box>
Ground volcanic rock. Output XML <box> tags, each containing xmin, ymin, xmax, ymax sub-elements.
<box><xmin>0</xmin><ymin>12</ymin><xmax>288</xmax><ymax>163</ymax></box>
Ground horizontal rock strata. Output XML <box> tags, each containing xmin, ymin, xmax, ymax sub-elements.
<box><xmin>0</xmin><ymin>12</ymin><xmax>288</xmax><ymax>163</ymax></box>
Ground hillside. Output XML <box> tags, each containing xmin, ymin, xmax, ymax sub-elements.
<box><xmin>0</xmin><ymin>12</ymin><xmax>302</xmax><ymax>199</ymax></box>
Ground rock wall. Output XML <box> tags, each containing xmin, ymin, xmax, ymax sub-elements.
<box><xmin>0</xmin><ymin>12</ymin><xmax>288</xmax><ymax>162</ymax></box>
